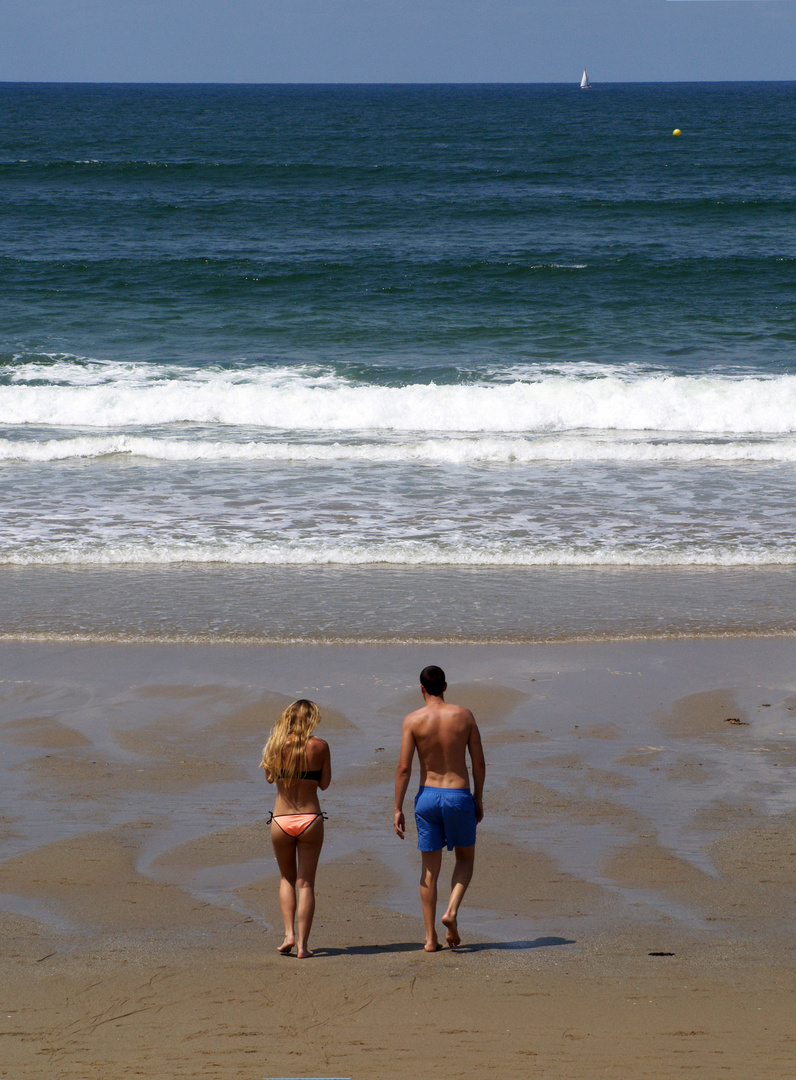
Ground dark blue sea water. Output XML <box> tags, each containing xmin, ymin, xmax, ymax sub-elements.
<box><xmin>2</xmin><ymin>82</ymin><xmax>796</xmax><ymax>640</ymax></box>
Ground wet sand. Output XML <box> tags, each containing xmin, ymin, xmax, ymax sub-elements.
<box><xmin>2</xmin><ymin>638</ymin><xmax>796</xmax><ymax>1078</ymax></box>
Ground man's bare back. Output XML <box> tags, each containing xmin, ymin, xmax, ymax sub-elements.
<box><xmin>394</xmin><ymin>665</ymin><xmax>485</xmax><ymax>951</ymax></box>
<box><xmin>400</xmin><ymin>699</ymin><xmax>482</xmax><ymax>791</ymax></box>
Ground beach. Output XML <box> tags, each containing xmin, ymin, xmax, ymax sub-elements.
<box><xmin>3</xmin><ymin>636</ymin><xmax>796</xmax><ymax>1077</ymax></box>
<box><xmin>3</xmin><ymin>80</ymin><xmax>796</xmax><ymax>1076</ymax></box>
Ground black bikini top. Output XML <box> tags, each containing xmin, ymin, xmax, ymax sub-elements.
<box><xmin>298</xmin><ymin>768</ymin><xmax>323</xmax><ymax>783</ymax></box>
<box><xmin>276</xmin><ymin>767</ymin><xmax>322</xmax><ymax>783</ymax></box>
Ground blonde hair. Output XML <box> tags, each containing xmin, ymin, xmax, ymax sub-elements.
<box><xmin>260</xmin><ymin>699</ymin><xmax>320</xmax><ymax>781</ymax></box>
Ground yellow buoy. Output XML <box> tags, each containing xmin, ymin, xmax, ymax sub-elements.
<box><xmin>673</xmin><ymin>128</ymin><xmax>682</xmax><ymax>137</ymax></box>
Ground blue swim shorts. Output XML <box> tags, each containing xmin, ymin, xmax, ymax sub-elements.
<box><xmin>414</xmin><ymin>786</ymin><xmax>477</xmax><ymax>852</ymax></box>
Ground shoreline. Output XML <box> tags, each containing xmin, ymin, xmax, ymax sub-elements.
<box><xmin>4</xmin><ymin>563</ymin><xmax>796</xmax><ymax>644</ymax></box>
<box><xmin>3</xmin><ymin>627</ymin><xmax>796</xmax><ymax>650</ymax></box>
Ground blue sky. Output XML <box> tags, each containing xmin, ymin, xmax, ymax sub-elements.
<box><xmin>2</xmin><ymin>0</ymin><xmax>795</xmax><ymax>83</ymax></box>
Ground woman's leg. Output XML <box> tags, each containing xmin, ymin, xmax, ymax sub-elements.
<box><xmin>270</xmin><ymin>821</ymin><xmax>298</xmax><ymax>952</ymax></box>
<box><xmin>295</xmin><ymin>817</ymin><xmax>324</xmax><ymax>958</ymax></box>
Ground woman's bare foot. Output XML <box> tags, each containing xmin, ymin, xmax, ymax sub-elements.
<box><xmin>441</xmin><ymin>912</ymin><xmax>461</xmax><ymax>947</ymax></box>
<box><xmin>296</xmin><ymin>946</ymin><xmax>314</xmax><ymax>959</ymax></box>
<box><xmin>277</xmin><ymin>935</ymin><xmax>296</xmax><ymax>954</ymax></box>
<box><xmin>424</xmin><ymin>936</ymin><xmax>442</xmax><ymax>952</ymax></box>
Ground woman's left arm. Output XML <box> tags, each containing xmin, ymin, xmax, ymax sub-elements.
<box><xmin>319</xmin><ymin>741</ymin><xmax>332</xmax><ymax>790</ymax></box>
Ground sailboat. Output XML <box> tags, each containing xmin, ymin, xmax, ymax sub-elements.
<box><xmin>580</xmin><ymin>69</ymin><xmax>591</xmax><ymax>89</ymax></box>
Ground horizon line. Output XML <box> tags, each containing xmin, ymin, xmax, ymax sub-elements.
<box><xmin>2</xmin><ymin>77</ymin><xmax>795</xmax><ymax>87</ymax></box>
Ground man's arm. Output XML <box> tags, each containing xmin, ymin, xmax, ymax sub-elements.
<box><xmin>394</xmin><ymin>717</ymin><xmax>416</xmax><ymax>839</ymax></box>
<box><xmin>468</xmin><ymin>720</ymin><xmax>486</xmax><ymax>822</ymax></box>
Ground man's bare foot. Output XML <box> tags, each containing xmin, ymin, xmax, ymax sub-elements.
<box><xmin>442</xmin><ymin>912</ymin><xmax>461</xmax><ymax>947</ymax></box>
<box><xmin>424</xmin><ymin>937</ymin><xmax>442</xmax><ymax>952</ymax></box>
<box><xmin>297</xmin><ymin>946</ymin><xmax>314</xmax><ymax>959</ymax></box>
<box><xmin>277</xmin><ymin>935</ymin><xmax>295</xmax><ymax>954</ymax></box>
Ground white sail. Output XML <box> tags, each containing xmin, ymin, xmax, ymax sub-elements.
<box><xmin>580</xmin><ymin>69</ymin><xmax>591</xmax><ymax>89</ymax></box>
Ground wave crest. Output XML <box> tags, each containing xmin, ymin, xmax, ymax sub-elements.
<box><xmin>3</xmin><ymin>366</ymin><xmax>796</xmax><ymax>435</ymax></box>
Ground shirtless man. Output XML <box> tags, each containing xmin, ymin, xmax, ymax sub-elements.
<box><xmin>394</xmin><ymin>665</ymin><xmax>485</xmax><ymax>952</ymax></box>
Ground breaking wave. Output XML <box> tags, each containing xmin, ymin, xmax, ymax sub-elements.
<box><xmin>3</xmin><ymin>360</ymin><xmax>796</xmax><ymax>435</ymax></box>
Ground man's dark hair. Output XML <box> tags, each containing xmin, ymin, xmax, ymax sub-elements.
<box><xmin>420</xmin><ymin>665</ymin><xmax>446</xmax><ymax>697</ymax></box>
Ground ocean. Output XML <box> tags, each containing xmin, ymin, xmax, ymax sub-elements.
<box><xmin>2</xmin><ymin>81</ymin><xmax>796</xmax><ymax>642</ymax></box>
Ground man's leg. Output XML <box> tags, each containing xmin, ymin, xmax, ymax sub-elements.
<box><xmin>419</xmin><ymin>849</ymin><xmax>443</xmax><ymax>952</ymax></box>
<box><xmin>441</xmin><ymin>844</ymin><xmax>475</xmax><ymax>947</ymax></box>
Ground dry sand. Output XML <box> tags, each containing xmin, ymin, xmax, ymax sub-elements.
<box><xmin>2</xmin><ymin>637</ymin><xmax>796</xmax><ymax>1078</ymax></box>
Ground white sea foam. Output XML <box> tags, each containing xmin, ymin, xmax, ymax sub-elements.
<box><xmin>3</xmin><ymin>540</ymin><xmax>796</xmax><ymax>568</ymax></box>
<box><xmin>4</xmin><ymin>359</ymin><xmax>795</xmax><ymax>575</ymax></box>
<box><xmin>3</xmin><ymin>433</ymin><xmax>796</xmax><ymax>464</ymax></box>
<box><xmin>3</xmin><ymin>362</ymin><xmax>796</xmax><ymax>434</ymax></box>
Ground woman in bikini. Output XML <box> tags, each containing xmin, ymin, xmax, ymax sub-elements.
<box><xmin>261</xmin><ymin>699</ymin><xmax>331</xmax><ymax>959</ymax></box>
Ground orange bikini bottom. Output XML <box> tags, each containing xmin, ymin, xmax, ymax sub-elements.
<box><xmin>268</xmin><ymin>812</ymin><xmax>326</xmax><ymax>838</ymax></box>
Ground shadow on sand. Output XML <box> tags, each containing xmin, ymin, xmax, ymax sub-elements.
<box><xmin>312</xmin><ymin>936</ymin><xmax>574</xmax><ymax>957</ymax></box>
<box><xmin>453</xmin><ymin>936</ymin><xmax>575</xmax><ymax>953</ymax></box>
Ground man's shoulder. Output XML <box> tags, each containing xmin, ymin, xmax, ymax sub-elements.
<box><xmin>402</xmin><ymin>702</ymin><xmax>475</xmax><ymax>730</ymax></box>
<box><xmin>402</xmin><ymin>705</ymin><xmax>430</xmax><ymax>728</ymax></box>
<box><xmin>444</xmin><ymin>703</ymin><xmax>475</xmax><ymax>723</ymax></box>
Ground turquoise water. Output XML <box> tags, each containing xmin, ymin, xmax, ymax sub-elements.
<box><xmin>1</xmin><ymin>83</ymin><xmax>796</xmax><ymax>638</ymax></box>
